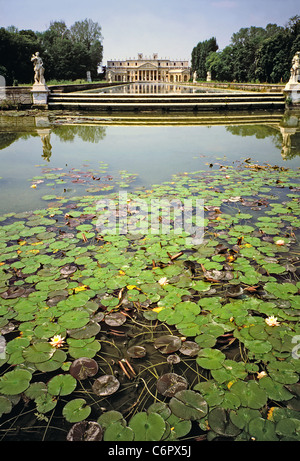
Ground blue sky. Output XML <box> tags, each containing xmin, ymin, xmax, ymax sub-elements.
<box><xmin>1</xmin><ymin>0</ymin><xmax>299</xmax><ymax>65</ymax></box>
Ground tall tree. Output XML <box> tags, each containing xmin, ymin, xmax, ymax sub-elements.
<box><xmin>69</xmin><ymin>19</ymin><xmax>103</xmax><ymax>51</ymax></box>
<box><xmin>191</xmin><ymin>37</ymin><xmax>218</xmax><ymax>80</ymax></box>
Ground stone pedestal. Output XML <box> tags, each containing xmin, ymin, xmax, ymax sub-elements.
<box><xmin>31</xmin><ymin>84</ymin><xmax>50</xmax><ymax>107</ymax></box>
<box><xmin>284</xmin><ymin>82</ymin><xmax>300</xmax><ymax>105</ymax></box>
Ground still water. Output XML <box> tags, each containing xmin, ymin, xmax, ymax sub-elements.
<box><xmin>89</xmin><ymin>83</ymin><xmax>234</xmax><ymax>94</ymax></box>
<box><xmin>0</xmin><ymin>111</ymin><xmax>299</xmax><ymax>214</ymax></box>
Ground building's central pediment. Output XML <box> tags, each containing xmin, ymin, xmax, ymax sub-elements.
<box><xmin>137</xmin><ymin>62</ymin><xmax>158</xmax><ymax>70</ymax></box>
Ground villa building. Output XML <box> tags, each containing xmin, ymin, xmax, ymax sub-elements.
<box><xmin>106</xmin><ymin>53</ymin><xmax>191</xmax><ymax>83</ymax></box>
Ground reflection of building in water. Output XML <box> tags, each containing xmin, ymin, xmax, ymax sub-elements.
<box><xmin>116</xmin><ymin>83</ymin><xmax>191</xmax><ymax>94</ymax></box>
<box><xmin>107</xmin><ymin>53</ymin><xmax>190</xmax><ymax>83</ymax></box>
<box><xmin>279</xmin><ymin>113</ymin><xmax>300</xmax><ymax>160</ymax></box>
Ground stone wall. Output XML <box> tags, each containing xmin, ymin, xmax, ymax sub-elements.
<box><xmin>195</xmin><ymin>82</ymin><xmax>285</xmax><ymax>92</ymax></box>
<box><xmin>49</xmin><ymin>82</ymin><xmax>124</xmax><ymax>93</ymax></box>
<box><xmin>1</xmin><ymin>87</ymin><xmax>33</xmax><ymax>107</ymax></box>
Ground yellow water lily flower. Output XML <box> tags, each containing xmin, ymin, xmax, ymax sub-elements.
<box><xmin>265</xmin><ymin>315</ymin><xmax>280</xmax><ymax>327</ymax></box>
<box><xmin>74</xmin><ymin>285</ymin><xmax>88</xmax><ymax>293</ymax></box>
<box><xmin>49</xmin><ymin>335</ymin><xmax>65</xmax><ymax>348</ymax></box>
<box><xmin>267</xmin><ymin>407</ymin><xmax>275</xmax><ymax>421</ymax></box>
<box><xmin>127</xmin><ymin>285</ymin><xmax>139</xmax><ymax>290</ymax></box>
<box><xmin>152</xmin><ymin>306</ymin><xmax>165</xmax><ymax>313</ymax></box>
<box><xmin>275</xmin><ymin>239</ymin><xmax>285</xmax><ymax>246</ymax></box>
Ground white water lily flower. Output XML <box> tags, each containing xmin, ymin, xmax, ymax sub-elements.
<box><xmin>265</xmin><ymin>316</ymin><xmax>280</xmax><ymax>327</ymax></box>
<box><xmin>158</xmin><ymin>277</ymin><xmax>168</xmax><ymax>286</ymax></box>
<box><xmin>257</xmin><ymin>371</ymin><xmax>267</xmax><ymax>379</ymax></box>
<box><xmin>49</xmin><ymin>335</ymin><xmax>65</xmax><ymax>348</ymax></box>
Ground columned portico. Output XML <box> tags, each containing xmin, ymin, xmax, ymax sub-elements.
<box><xmin>107</xmin><ymin>53</ymin><xmax>190</xmax><ymax>83</ymax></box>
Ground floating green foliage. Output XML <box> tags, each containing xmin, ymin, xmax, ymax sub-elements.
<box><xmin>0</xmin><ymin>159</ymin><xmax>299</xmax><ymax>441</ymax></box>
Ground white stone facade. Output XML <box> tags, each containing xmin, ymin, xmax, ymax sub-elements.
<box><xmin>107</xmin><ymin>53</ymin><xmax>191</xmax><ymax>83</ymax></box>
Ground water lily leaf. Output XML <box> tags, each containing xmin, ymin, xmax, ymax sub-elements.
<box><xmin>35</xmin><ymin>349</ymin><xmax>67</xmax><ymax>372</ymax></box>
<box><xmin>25</xmin><ymin>382</ymin><xmax>47</xmax><ymax>400</ymax></box>
<box><xmin>48</xmin><ymin>374</ymin><xmax>77</xmax><ymax>396</ymax></box>
<box><xmin>154</xmin><ymin>335</ymin><xmax>182</xmax><ymax>354</ymax></box>
<box><xmin>92</xmin><ymin>375</ymin><xmax>120</xmax><ymax>396</ymax></box>
<box><xmin>208</xmin><ymin>407</ymin><xmax>241</xmax><ymax>437</ymax></box>
<box><xmin>229</xmin><ymin>408</ymin><xmax>261</xmax><ymax>430</ymax></box>
<box><xmin>60</xmin><ymin>265</ymin><xmax>78</xmax><ymax>277</ymax></box>
<box><xmin>248</xmin><ymin>417</ymin><xmax>278</xmax><ymax>441</ymax></box>
<box><xmin>67</xmin><ymin>421</ymin><xmax>103</xmax><ymax>441</ymax></box>
<box><xmin>23</xmin><ymin>342</ymin><xmax>56</xmax><ymax>363</ymax></box>
<box><xmin>129</xmin><ymin>412</ymin><xmax>166</xmax><ymax>441</ymax></box>
<box><xmin>104</xmin><ymin>312</ymin><xmax>126</xmax><ymax>326</ymax></box>
<box><xmin>211</xmin><ymin>360</ymin><xmax>247</xmax><ymax>383</ymax></box>
<box><xmin>179</xmin><ymin>341</ymin><xmax>200</xmax><ymax>356</ymax></box>
<box><xmin>127</xmin><ymin>346</ymin><xmax>147</xmax><ymax>358</ymax></box>
<box><xmin>58</xmin><ymin>310</ymin><xmax>90</xmax><ymax>329</ymax></box>
<box><xmin>265</xmin><ymin>282</ymin><xmax>298</xmax><ymax>300</ymax></box>
<box><xmin>196</xmin><ymin>348</ymin><xmax>225</xmax><ymax>370</ymax></box>
<box><xmin>35</xmin><ymin>393</ymin><xmax>57</xmax><ymax>414</ymax></box>
<box><xmin>0</xmin><ymin>369</ymin><xmax>32</xmax><ymax>395</ymax></box>
<box><xmin>166</xmin><ymin>414</ymin><xmax>192</xmax><ymax>438</ymax></box>
<box><xmin>156</xmin><ymin>373</ymin><xmax>188</xmax><ymax>397</ymax></box>
<box><xmin>68</xmin><ymin>337</ymin><xmax>101</xmax><ymax>359</ymax></box>
<box><xmin>69</xmin><ymin>357</ymin><xmax>98</xmax><ymax>380</ymax></box>
<box><xmin>259</xmin><ymin>377</ymin><xmax>294</xmax><ymax>401</ymax></box>
<box><xmin>169</xmin><ymin>390</ymin><xmax>208</xmax><ymax>420</ymax></box>
<box><xmin>63</xmin><ymin>398</ymin><xmax>91</xmax><ymax>423</ymax></box>
<box><xmin>275</xmin><ymin>418</ymin><xmax>300</xmax><ymax>440</ymax></box>
<box><xmin>0</xmin><ymin>396</ymin><xmax>12</xmax><ymax>417</ymax></box>
<box><xmin>230</xmin><ymin>381</ymin><xmax>268</xmax><ymax>409</ymax></box>
<box><xmin>104</xmin><ymin>422</ymin><xmax>135</xmax><ymax>441</ymax></box>
<box><xmin>194</xmin><ymin>380</ymin><xmax>224</xmax><ymax>407</ymax></box>
<box><xmin>67</xmin><ymin>321</ymin><xmax>100</xmax><ymax>339</ymax></box>
<box><xmin>97</xmin><ymin>410</ymin><xmax>125</xmax><ymax>429</ymax></box>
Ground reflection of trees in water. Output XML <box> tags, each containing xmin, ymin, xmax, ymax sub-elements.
<box><xmin>0</xmin><ymin>132</ymin><xmax>37</xmax><ymax>150</ymax></box>
<box><xmin>226</xmin><ymin>124</ymin><xmax>283</xmax><ymax>151</ymax></box>
<box><xmin>53</xmin><ymin>125</ymin><xmax>107</xmax><ymax>143</ymax></box>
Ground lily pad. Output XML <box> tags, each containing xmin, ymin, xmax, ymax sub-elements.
<box><xmin>179</xmin><ymin>341</ymin><xmax>200</xmax><ymax>357</ymax></box>
<box><xmin>67</xmin><ymin>421</ymin><xmax>103</xmax><ymax>441</ymax></box>
<box><xmin>128</xmin><ymin>412</ymin><xmax>166</xmax><ymax>441</ymax></box>
<box><xmin>0</xmin><ymin>369</ymin><xmax>32</xmax><ymax>395</ymax></box>
<box><xmin>92</xmin><ymin>375</ymin><xmax>120</xmax><ymax>396</ymax></box>
<box><xmin>63</xmin><ymin>398</ymin><xmax>91</xmax><ymax>423</ymax></box>
<box><xmin>127</xmin><ymin>346</ymin><xmax>147</xmax><ymax>358</ymax></box>
<box><xmin>208</xmin><ymin>407</ymin><xmax>241</xmax><ymax>437</ymax></box>
<box><xmin>103</xmin><ymin>422</ymin><xmax>134</xmax><ymax>441</ymax></box>
<box><xmin>48</xmin><ymin>374</ymin><xmax>77</xmax><ymax>396</ymax></box>
<box><xmin>154</xmin><ymin>335</ymin><xmax>182</xmax><ymax>354</ymax></box>
<box><xmin>69</xmin><ymin>357</ymin><xmax>99</xmax><ymax>380</ymax></box>
<box><xmin>169</xmin><ymin>390</ymin><xmax>208</xmax><ymax>420</ymax></box>
<box><xmin>104</xmin><ymin>312</ymin><xmax>127</xmax><ymax>326</ymax></box>
<box><xmin>156</xmin><ymin>373</ymin><xmax>188</xmax><ymax>397</ymax></box>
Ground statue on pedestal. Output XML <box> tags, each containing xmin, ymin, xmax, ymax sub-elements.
<box><xmin>284</xmin><ymin>52</ymin><xmax>300</xmax><ymax>105</ymax></box>
<box><xmin>289</xmin><ymin>52</ymin><xmax>300</xmax><ymax>84</ymax></box>
<box><xmin>30</xmin><ymin>52</ymin><xmax>49</xmax><ymax>106</ymax></box>
<box><xmin>31</xmin><ymin>52</ymin><xmax>46</xmax><ymax>85</ymax></box>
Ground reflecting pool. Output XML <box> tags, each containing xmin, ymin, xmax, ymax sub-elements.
<box><xmin>0</xmin><ymin>111</ymin><xmax>299</xmax><ymax>214</ymax></box>
<box><xmin>86</xmin><ymin>82</ymin><xmax>236</xmax><ymax>94</ymax></box>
